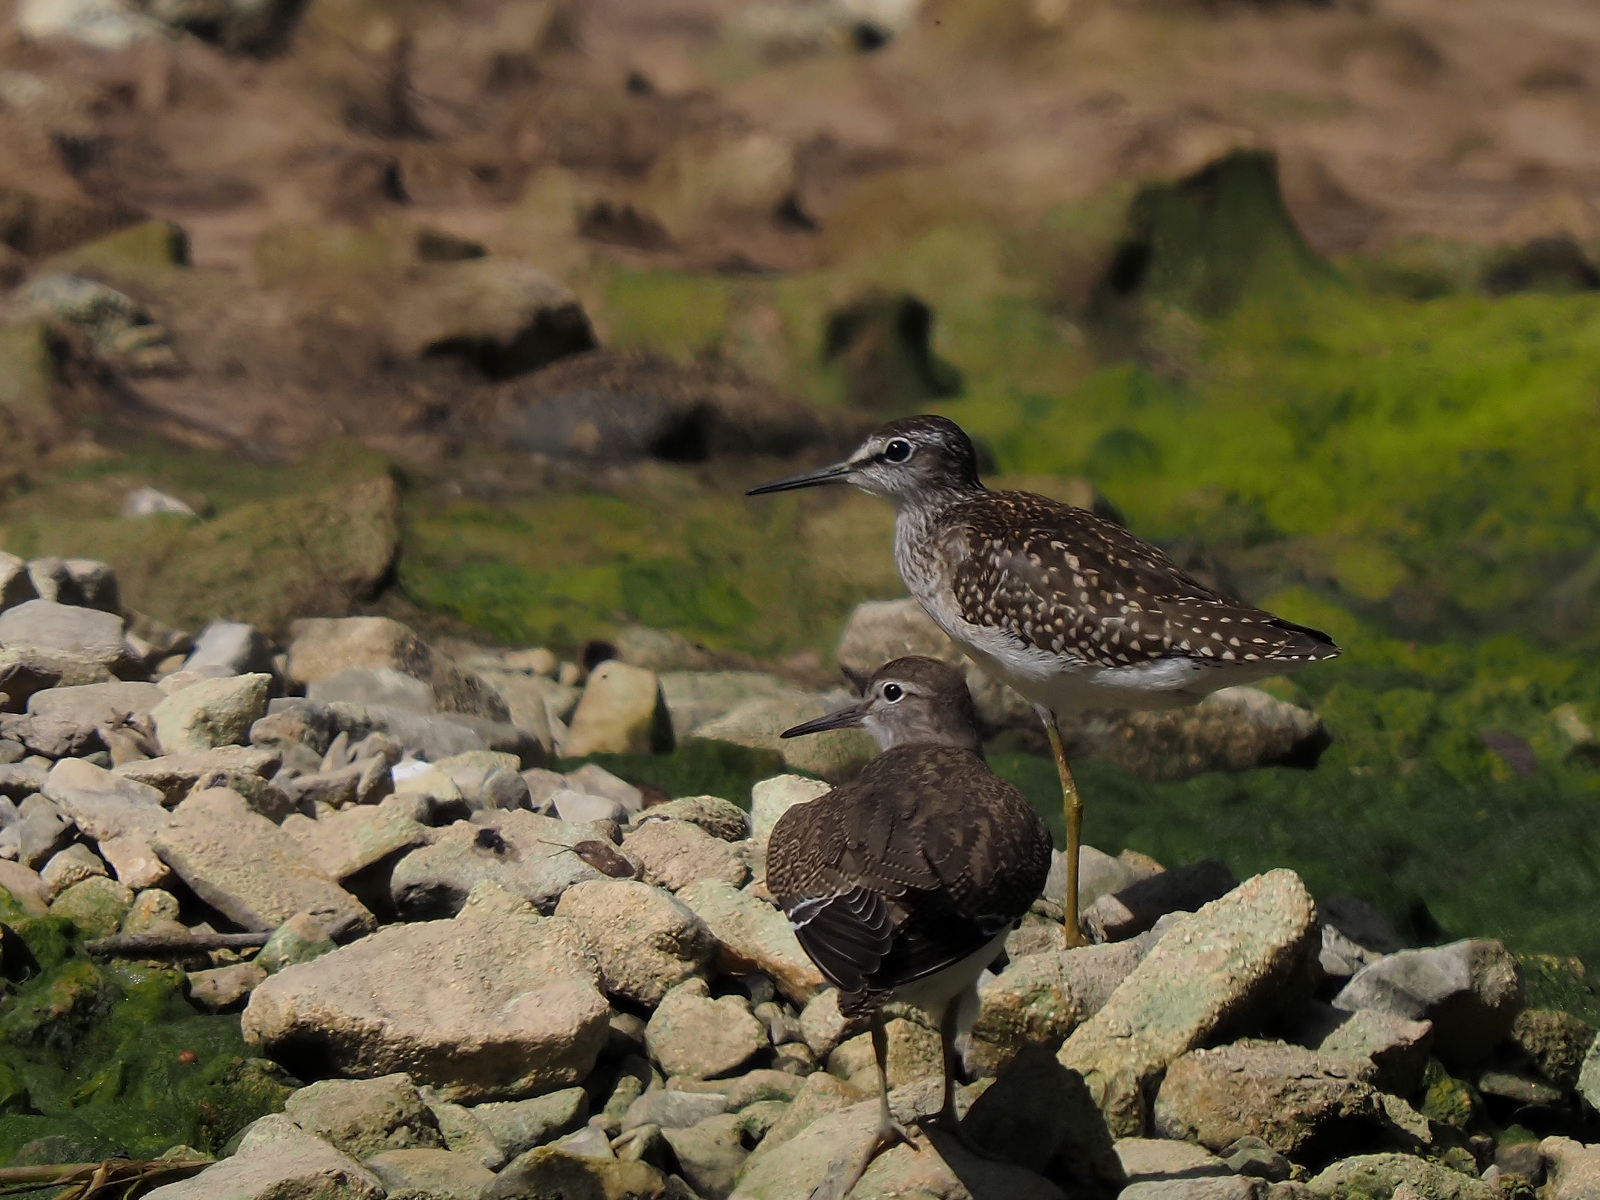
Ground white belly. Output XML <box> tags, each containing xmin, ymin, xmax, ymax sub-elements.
<box><xmin>888</xmin><ymin>929</ymin><xmax>1009</xmax><ymax>1031</ymax></box>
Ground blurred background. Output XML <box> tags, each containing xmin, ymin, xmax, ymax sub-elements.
<box><xmin>1</xmin><ymin>0</ymin><xmax>1598</xmax><ymax>971</ymax></box>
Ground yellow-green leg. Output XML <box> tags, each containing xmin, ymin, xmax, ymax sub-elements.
<box><xmin>1045</xmin><ymin>718</ymin><xmax>1088</xmax><ymax>947</ymax></box>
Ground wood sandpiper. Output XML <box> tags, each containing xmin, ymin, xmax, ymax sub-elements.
<box><xmin>751</xmin><ymin>414</ymin><xmax>1341</xmax><ymax>946</ymax></box>
<box><xmin>768</xmin><ymin>656</ymin><xmax>1053</xmax><ymax>1195</ymax></box>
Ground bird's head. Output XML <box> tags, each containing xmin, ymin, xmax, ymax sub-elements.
<box><xmin>747</xmin><ymin>415</ymin><xmax>982</xmax><ymax>504</ymax></box>
<box><xmin>780</xmin><ymin>656</ymin><xmax>983</xmax><ymax>754</ymax></box>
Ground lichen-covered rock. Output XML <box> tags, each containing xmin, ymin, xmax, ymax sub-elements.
<box><xmin>480</xmin><ymin>1147</ymin><xmax>666</xmax><ymax>1200</ymax></box>
<box><xmin>1333</xmin><ymin>939</ymin><xmax>1523</xmax><ymax>1070</ymax></box>
<box><xmin>635</xmin><ymin>794</ymin><xmax>750</xmax><ymax>842</ymax></box>
<box><xmin>749</xmin><ymin>774</ymin><xmax>830</xmax><ymax>849</ymax></box>
<box><xmin>151</xmin><ymin>673</ymin><xmax>271</xmax><ymax>754</ymax></box>
<box><xmin>1541</xmin><ymin>1137</ymin><xmax>1600</xmax><ymax>1200</ymax></box>
<box><xmin>364</xmin><ymin>1147</ymin><xmax>497</xmax><ymax>1199</ymax></box>
<box><xmin>287</xmin><ymin>616</ymin><xmax>508</xmax><ymax>721</ymax></box>
<box><xmin>555</xmin><ymin>878</ymin><xmax>715</xmax><ymax>1006</ymax></box>
<box><xmin>282</xmin><ymin>805</ymin><xmax>432</xmax><ymax>882</ymax></box>
<box><xmin>1116</xmin><ymin>1137</ymin><xmax>1232</xmax><ymax>1184</ymax></box>
<box><xmin>50</xmin><ymin>874</ymin><xmax>134</xmax><ymax>936</ymax></box>
<box><xmin>1510</xmin><ymin>1008</ymin><xmax>1594</xmax><ymax>1091</ymax></box>
<box><xmin>1291</xmin><ymin>1003</ymin><xmax>1434</xmax><ymax>1097</ymax></box>
<box><xmin>1153</xmin><ymin>1040</ymin><xmax>1390</xmax><ymax>1158</ymax></box>
<box><xmin>282</xmin><ymin>1073</ymin><xmax>444</xmax><ymax>1159</ymax></box>
<box><xmin>677</xmin><ymin>877</ymin><xmax>825</xmax><ymax>1005</ymax></box>
<box><xmin>827</xmin><ymin>1018</ymin><xmax>941</xmax><ymax>1090</ymax></box>
<box><xmin>469</xmin><ymin>1087</ymin><xmax>589</xmax><ymax>1160</ymax></box>
<box><xmin>695</xmin><ymin>694</ymin><xmax>874</xmax><ymax>782</ymax></box>
<box><xmin>646</xmin><ymin>978</ymin><xmax>767</xmax><ymax>1079</ymax></box>
<box><xmin>621</xmin><ymin>817</ymin><xmax>749</xmax><ymax>891</ymax></box>
<box><xmin>242</xmin><ymin>904</ymin><xmax>608</xmax><ymax>1103</ymax></box>
<box><xmin>1304</xmin><ymin>1152</ymin><xmax>1496</xmax><ymax>1199</ymax></box>
<box><xmin>662</xmin><ymin>1112</ymin><xmax>749</xmax><ymax>1198</ymax></box>
<box><xmin>1057</xmin><ymin>869</ymin><xmax>1319</xmax><ymax>1136</ymax></box>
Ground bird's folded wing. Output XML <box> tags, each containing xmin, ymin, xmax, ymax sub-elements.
<box><xmin>779</xmin><ymin>885</ymin><xmax>892</xmax><ymax>994</ymax></box>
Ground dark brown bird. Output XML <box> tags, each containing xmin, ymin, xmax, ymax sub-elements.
<box><xmin>766</xmin><ymin>657</ymin><xmax>1053</xmax><ymax>1192</ymax></box>
<box><xmin>751</xmin><ymin>414</ymin><xmax>1340</xmax><ymax>946</ymax></box>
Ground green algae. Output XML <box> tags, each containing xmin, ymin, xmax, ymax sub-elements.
<box><xmin>0</xmin><ymin>894</ymin><xmax>291</xmax><ymax>1165</ymax></box>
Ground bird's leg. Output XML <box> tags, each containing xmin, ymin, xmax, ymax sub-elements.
<box><xmin>1041</xmin><ymin>709</ymin><xmax>1088</xmax><ymax>947</ymax></box>
<box><xmin>913</xmin><ymin>996</ymin><xmax>1003</xmax><ymax>1161</ymax></box>
<box><xmin>810</xmin><ymin>1015</ymin><xmax>914</xmax><ymax>1200</ymax></box>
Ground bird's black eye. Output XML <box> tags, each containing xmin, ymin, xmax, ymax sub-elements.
<box><xmin>882</xmin><ymin>683</ymin><xmax>904</xmax><ymax>702</ymax></box>
<box><xmin>883</xmin><ymin>439</ymin><xmax>913</xmax><ymax>463</ymax></box>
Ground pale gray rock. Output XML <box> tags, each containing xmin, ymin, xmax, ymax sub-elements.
<box><xmin>389</xmin><ymin>810</ymin><xmax>611</xmax><ymax>918</ymax></box>
<box><xmin>42</xmin><ymin>757</ymin><xmax>167</xmax><ymax>841</ymax></box>
<box><xmin>0</xmin><ymin>762</ymin><xmax>48</xmax><ymax>801</ymax></box>
<box><xmin>634</xmin><ymin>794</ymin><xmax>749</xmax><ymax>842</ymax></box>
<box><xmin>151</xmin><ymin>787</ymin><xmax>375</xmax><ymax>938</ymax></box>
<box><xmin>243</xmin><ymin>904</ymin><xmax>608</xmax><ymax>1103</ymax></box>
<box><xmin>749</xmin><ymin>774</ymin><xmax>829</xmax><ymax>849</ymax></box>
<box><xmin>1580</xmin><ymin>1029</ymin><xmax>1600</xmax><ymax>1112</ymax></box>
<box><xmin>482</xmin><ymin>1148</ymin><xmax>666</xmax><ymax>1200</ymax></box>
<box><xmin>1333</xmin><ymin>939</ymin><xmax>1523</xmax><ymax>1069</ymax></box>
<box><xmin>152</xmin><ymin>673</ymin><xmax>271</xmax><ymax>754</ymax></box>
<box><xmin>564</xmin><ymin>763</ymin><xmax>643</xmax><ymax>814</ymax></box>
<box><xmin>257</xmin><ymin>909</ymin><xmax>338</xmax><ymax>974</ymax></box>
<box><xmin>555</xmin><ymin>878</ymin><xmax>715</xmax><ymax>1006</ymax></box>
<box><xmin>364</xmin><ymin>1147</ymin><xmax>496</xmax><ymax>1199</ymax></box>
<box><xmin>16</xmin><ymin>794</ymin><xmax>74</xmax><ymax>868</ymax></box>
<box><xmin>1121</xmin><ymin>1181</ymin><xmax>1267</xmax><ymax>1200</ymax></box>
<box><xmin>622</xmin><ymin>817</ymin><xmax>749</xmax><ymax>892</ymax></box>
<box><xmin>122</xmin><ymin>486</ymin><xmax>195</xmax><ymax>518</ymax></box>
<box><xmin>28</xmin><ymin>681</ymin><xmax>165</xmax><ymax>737</ymax></box>
<box><xmin>1116</xmin><ymin>1137</ymin><xmax>1231</xmax><ymax>1183</ymax></box>
<box><xmin>1045</xmin><ymin>842</ymin><xmax>1163</xmax><ymax>912</ymax></box>
<box><xmin>1222</xmin><ymin>1136</ymin><xmax>1293</xmax><ymax>1182</ymax></box>
<box><xmin>562</xmin><ymin>661</ymin><xmax>666</xmax><ymax>757</ymax></box>
<box><xmin>282</xmin><ymin>806</ymin><xmax>432</xmax><ymax>883</ymax></box>
<box><xmin>694</xmin><ymin>694</ymin><xmax>873</xmax><ymax>782</ymax></box>
<box><xmin>678</xmin><ymin>877</ymin><xmax>825</xmax><ymax>1005</ymax></box>
<box><xmin>623</xmin><ymin>1089</ymin><xmax>728</xmax><ymax>1132</ymax></box>
<box><xmin>1319</xmin><ymin>892</ymin><xmax>1402</xmax><ymax>954</ymax></box>
<box><xmin>114</xmin><ymin>745</ymin><xmax>281</xmax><ymax>805</ymax></box>
<box><xmin>25</xmin><ymin>557</ymin><xmax>119</xmax><ymax>612</ymax></box>
<box><xmin>39</xmin><ymin>842</ymin><xmax>107</xmax><ymax>897</ymax></box>
<box><xmin>0</xmin><ymin>859</ymin><xmax>51</xmax><ymax>914</ymax></box>
<box><xmin>287</xmin><ymin>617</ymin><xmax>510</xmax><ymax>722</ymax></box>
<box><xmin>646</xmin><ymin>978</ymin><xmax>767</xmax><ymax>1079</ymax></box>
<box><xmin>187</xmin><ymin>961</ymin><xmax>266</xmax><ymax>1012</ymax></box>
<box><xmin>551</xmin><ymin>788</ymin><xmax>628</xmax><ymax>824</ymax></box>
<box><xmin>0</xmin><ymin>645</ymin><xmax>116</xmax><ymax>713</ymax></box>
<box><xmin>1057</xmin><ymin>869</ymin><xmax>1320</xmax><ymax>1136</ymax></box>
<box><xmin>185</xmin><ymin>621</ymin><xmax>273</xmax><ymax>676</ymax></box>
<box><xmin>0</xmin><ymin>600</ymin><xmax>128</xmax><ymax>665</ymax></box>
<box><xmin>311</xmin><ymin>666</ymin><xmax>437</xmax><ymax>713</ymax></box>
<box><xmin>1304</xmin><ymin>1152</ymin><xmax>1495</xmax><ymax>1199</ymax></box>
<box><xmin>284</xmin><ymin>1074</ymin><xmax>444</xmax><ymax>1159</ymax></box>
<box><xmin>799</xmin><ymin>989</ymin><xmax>859</xmax><ymax>1060</ymax></box>
<box><xmin>142</xmin><ymin>1113</ymin><xmax>384</xmax><ymax>1200</ymax></box>
<box><xmin>0</xmin><ymin>552</ymin><xmax>37</xmax><ymax>614</ymax></box>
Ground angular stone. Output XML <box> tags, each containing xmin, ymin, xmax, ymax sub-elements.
<box><xmin>480</xmin><ymin>1148</ymin><xmax>666</xmax><ymax>1200</ymax></box>
<box><xmin>284</xmin><ymin>1074</ymin><xmax>444</xmax><ymax>1159</ymax></box>
<box><xmin>1121</xmin><ymin>1181</ymin><xmax>1267</xmax><ymax>1200</ymax></box>
<box><xmin>744</xmin><ymin>1071</ymin><xmax>862</xmax><ymax>1166</ymax></box>
<box><xmin>622</xmin><ymin>1090</ymin><xmax>729</xmax><ymax>1133</ymax></box>
<box><xmin>799</xmin><ymin>988</ymin><xmax>859</xmax><ymax>1060</ymax></box>
<box><xmin>470</xmin><ymin>1087</ymin><xmax>588</xmax><ymax>1160</ymax></box>
<box><xmin>1333</xmin><ymin>939</ymin><xmax>1523</xmax><ymax>1069</ymax></box>
<box><xmin>243</xmin><ymin>905</ymin><xmax>608</xmax><ymax>1103</ymax></box>
<box><xmin>0</xmin><ymin>761</ymin><xmax>48</xmax><ymax>801</ymax></box>
<box><xmin>470</xmin><ymin>669</ymin><xmax>556</xmax><ymax>751</ymax></box>
<box><xmin>287</xmin><ymin>617</ymin><xmax>509</xmax><ymax>721</ymax></box>
<box><xmin>564</xmin><ymin>763</ymin><xmax>645</xmax><ymax>815</ymax></box>
<box><xmin>1153</xmin><ymin>1040</ymin><xmax>1388</xmax><ymax>1157</ymax></box>
<box><xmin>187</xmin><ymin>962</ymin><xmax>266</xmax><ymax>1012</ymax></box>
<box><xmin>1579</xmin><ymin>1026</ymin><xmax>1600</xmax><ymax>1112</ymax></box>
<box><xmin>184</xmin><ymin>622</ymin><xmax>273</xmax><ymax>676</ymax></box>
<box><xmin>0</xmin><ymin>646</ymin><xmax>115</xmax><ymax>713</ymax></box>
<box><xmin>1116</xmin><ymin>1137</ymin><xmax>1231</xmax><ymax>1183</ymax></box>
<box><xmin>555</xmin><ymin>878</ymin><xmax>714</xmax><ymax>1006</ymax></box>
<box><xmin>388</xmin><ymin>810</ymin><xmax>611</xmax><ymax>919</ymax></box>
<box><xmin>695</xmin><ymin>694</ymin><xmax>874</xmax><ymax>782</ymax></box>
<box><xmin>622</xmin><ymin>818</ymin><xmax>749</xmax><ymax>892</ymax></box>
<box><xmin>40</xmin><ymin>842</ymin><xmax>108</xmax><ymax>897</ymax></box>
<box><xmin>257</xmin><ymin>910</ymin><xmax>338</xmax><ymax>974</ymax></box>
<box><xmin>27</xmin><ymin>681</ymin><xmax>164</xmax><ymax>734</ymax></box>
<box><xmin>1082</xmin><ymin>858</ymin><xmax>1238</xmax><ymax>943</ymax></box>
<box><xmin>16</xmin><ymin>794</ymin><xmax>74</xmax><ymax>868</ymax></box>
<box><xmin>116</xmin><ymin>745</ymin><xmax>280</xmax><ymax>804</ymax></box>
<box><xmin>142</xmin><ymin>1114</ymin><xmax>384</xmax><ymax>1200</ymax></box>
<box><xmin>968</xmin><ymin>946</ymin><xmax>1137</xmax><ymax>1076</ymax></box>
<box><xmin>678</xmin><ymin>877</ymin><xmax>825</xmax><ymax>1006</ymax></box>
<box><xmin>1222</xmin><ymin>1136</ymin><xmax>1293</xmax><ymax>1183</ymax></box>
<box><xmin>1304</xmin><ymin>1152</ymin><xmax>1495</xmax><ymax>1199</ymax></box>
<box><xmin>563</xmin><ymin>660</ymin><xmax>666</xmax><ymax>757</ymax></box>
<box><xmin>1291</xmin><ymin>1003</ymin><xmax>1434</xmax><ymax>1097</ymax></box>
<box><xmin>0</xmin><ymin>860</ymin><xmax>50</xmax><ymax>915</ymax></box>
<box><xmin>151</xmin><ymin>788</ymin><xmax>374</xmax><ymax>938</ymax></box>
<box><xmin>749</xmin><ymin>774</ymin><xmax>829</xmax><ymax>849</ymax></box>
<box><xmin>0</xmin><ymin>600</ymin><xmax>127</xmax><ymax>665</ymax></box>
<box><xmin>1057</xmin><ymin>869</ymin><xmax>1320</xmax><ymax>1136</ymax></box>
<box><xmin>1542</xmin><ymin>1137</ymin><xmax>1600</xmax><ymax>1200</ymax></box>
<box><xmin>365</xmin><ymin>1148</ymin><xmax>496</xmax><ymax>1198</ymax></box>
<box><xmin>647</xmin><ymin>978</ymin><xmax>767</xmax><ymax>1079</ymax></box>
<box><xmin>1045</xmin><ymin>842</ymin><xmax>1164</xmax><ymax>912</ymax></box>
<box><xmin>551</xmin><ymin>788</ymin><xmax>628</xmax><ymax>824</ymax></box>
<box><xmin>0</xmin><ymin>552</ymin><xmax>37</xmax><ymax>614</ymax></box>
<box><xmin>636</xmin><ymin>794</ymin><xmax>749</xmax><ymax>842</ymax></box>
<box><xmin>828</xmin><ymin>1019</ymin><xmax>941</xmax><ymax>1090</ymax></box>
<box><xmin>26</xmin><ymin>557</ymin><xmax>119</xmax><ymax>612</ymax></box>
<box><xmin>282</xmin><ymin>806</ymin><xmax>432</xmax><ymax>882</ymax></box>
<box><xmin>1319</xmin><ymin>892</ymin><xmax>1402</xmax><ymax>954</ymax></box>
<box><xmin>662</xmin><ymin>1112</ymin><xmax>747</xmax><ymax>1199</ymax></box>
<box><xmin>658</xmin><ymin>670</ymin><xmax>796</xmax><ymax>742</ymax></box>
<box><xmin>42</xmin><ymin>757</ymin><xmax>167</xmax><ymax>841</ymax></box>
<box><xmin>151</xmin><ymin>673</ymin><xmax>271</xmax><ymax>754</ymax></box>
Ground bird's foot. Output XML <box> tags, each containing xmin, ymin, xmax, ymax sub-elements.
<box><xmin>805</xmin><ymin>1118</ymin><xmax>917</xmax><ymax>1200</ymax></box>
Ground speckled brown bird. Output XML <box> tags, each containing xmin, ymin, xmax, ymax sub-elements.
<box><xmin>766</xmin><ymin>657</ymin><xmax>1053</xmax><ymax>1193</ymax></box>
<box><xmin>751</xmin><ymin>415</ymin><xmax>1340</xmax><ymax>946</ymax></box>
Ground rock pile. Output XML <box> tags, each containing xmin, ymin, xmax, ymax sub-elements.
<box><xmin>1</xmin><ymin>556</ymin><xmax>1597</xmax><ymax>1200</ymax></box>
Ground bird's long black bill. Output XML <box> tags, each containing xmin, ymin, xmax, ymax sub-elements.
<box><xmin>746</xmin><ymin>461</ymin><xmax>853</xmax><ymax>495</ymax></box>
<box><xmin>780</xmin><ymin>704</ymin><xmax>866</xmax><ymax>739</ymax></box>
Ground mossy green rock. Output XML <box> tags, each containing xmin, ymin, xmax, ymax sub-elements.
<box><xmin>48</xmin><ymin>877</ymin><xmax>133</xmax><ymax>939</ymax></box>
<box><xmin>1306</xmin><ymin>1152</ymin><xmax>1495</xmax><ymax>1199</ymax></box>
<box><xmin>1417</xmin><ymin>1060</ymin><xmax>1478</xmax><ymax>1130</ymax></box>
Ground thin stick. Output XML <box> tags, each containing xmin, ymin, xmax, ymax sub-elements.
<box><xmin>83</xmin><ymin>931</ymin><xmax>271</xmax><ymax>957</ymax></box>
<box><xmin>0</xmin><ymin>1158</ymin><xmax>211</xmax><ymax>1196</ymax></box>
